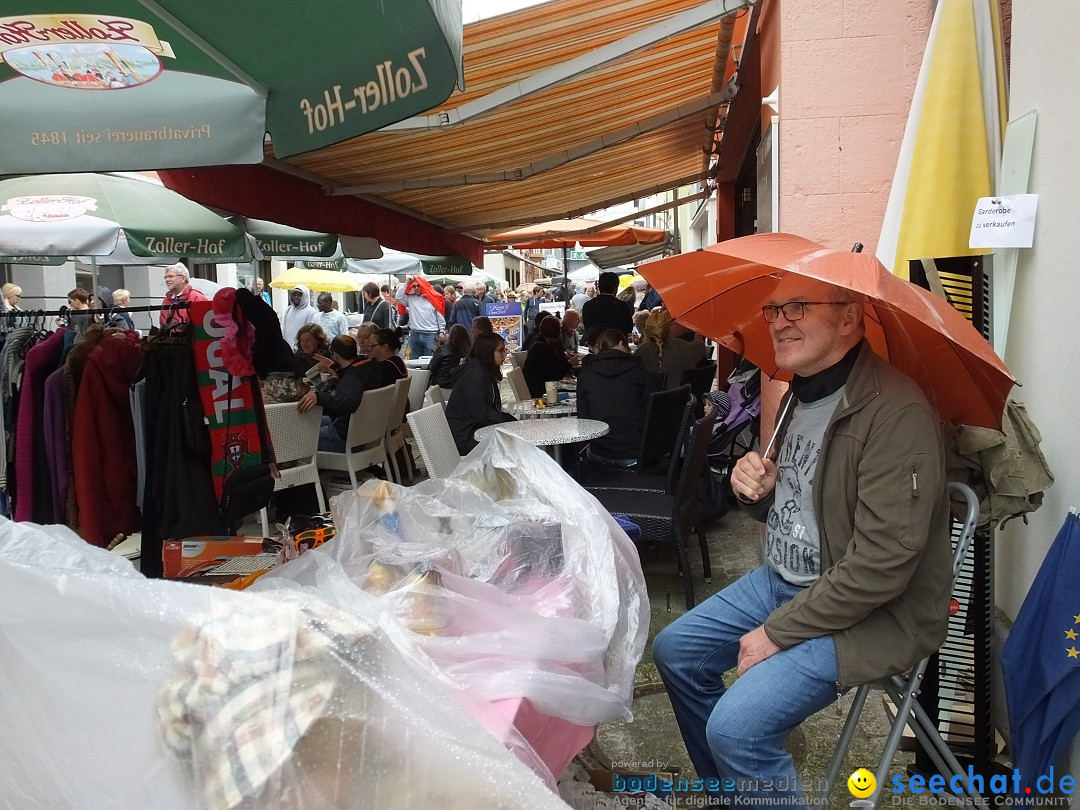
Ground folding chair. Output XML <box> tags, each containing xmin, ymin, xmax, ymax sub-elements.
<box><xmin>817</xmin><ymin>482</ymin><xmax>983</xmax><ymax>807</ymax></box>
<box><xmin>383</xmin><ymin>376</ymin><xmax>414</xmax><ymax>484</ymax></box>
<box><xmin>405</xmin><ymin>404</ymin><xmax>461</xmax><ymax>480</ymax></box>
<box><xmin>259</xmin><ymin>403</ymin><xmax>326</xmax><ymax>537</ymax></box>
<box><xmin>316</xmin><ymin>384</ymin><xmax>396</xmax><ymax>489</ymax></box>
<box><xmin>506</xmin><ymin>366</ymin><xmax>532</xmax><ymax>402</ymax></box>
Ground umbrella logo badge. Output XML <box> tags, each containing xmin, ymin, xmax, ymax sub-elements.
<box><xmin>3</xmin><ymin>194</ymin><xmax>97</xmax><ymax>222</ymax></box>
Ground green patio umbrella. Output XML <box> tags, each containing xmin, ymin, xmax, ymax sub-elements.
<box><xmin>0</xmin><ymin>1</ymin><xmax>464</xmax><ymax>174</ymax></box>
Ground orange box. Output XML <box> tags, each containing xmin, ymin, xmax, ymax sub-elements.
<box><xmin>162</xmin><ymin>536</ymin><xmax>269</xmax><ymax>579</ymax></box>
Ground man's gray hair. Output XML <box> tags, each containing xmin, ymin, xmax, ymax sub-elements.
<box><xmin>166</xmin><ymin>262</ymin><xmax>190</xmax><ymax>280</ymax></box>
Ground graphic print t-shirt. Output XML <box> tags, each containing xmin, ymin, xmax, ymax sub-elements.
<box><xmin>765</xmin><ymin>387</ymin><xmax>845</xmax><ymax>586</ymax></box>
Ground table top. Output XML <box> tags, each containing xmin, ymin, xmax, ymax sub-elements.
<box><xmin>556</xmin><ymin>380</ymin><xmax>576</xmax><ymax>392</ymax></box>
<box><xmin>405</xmin><ymin>356</ymin><xmax>432</xmax><ymax>369</ymax></box>
<box><xmin>505</xmin><ymin>398</ymin><xmax>577</xmax><ymax>418</ymax></box>
<box><xmin>474</xmin><ymin>417</ymin><xmax>608</xmax><ymax>446</ymax></box>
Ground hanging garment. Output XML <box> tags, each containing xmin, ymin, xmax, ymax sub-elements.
<box><xmin>71</xmin><ymin>334</ymin><xmax>144</xmax><ymax>546</ymax></box>
<box><xmin>13</xmin><ymin>329</ymin><xmax>66</xmax><ymax>522</ymax></box>
<box><xmin>42</xmin><ymin>367</ymin><xmax>68</xmax><ymax>525</ymax></box>
<box><xmin>946</xmin><ymin>399</ymin><xmax>1055</xmax><ymax>529</ymax></box>
<box><xmin>140</xmin><ymin>340</ymin><xmax>225</xmax><ymax>578</ymax></box>
<box><xmin>130</xmin><ymin>380</ymin><xmax>147</xmax><ymax>511</ymax></box>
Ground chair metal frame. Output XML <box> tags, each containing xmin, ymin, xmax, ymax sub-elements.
<box><xmin>405</xmin><ymin>403</ymin><xmax>461</xmax><ymax>480</ymax></box>
<box><xmin>817</xmin><ymin>482</ymin><xmax>983</xmax><ymax>807</ymax></box>
<box><xmin>259</xmin><ymin>403</ymin><xmax>326</xmax><ymax>537</ymax></box>
<box><xmin>315</xmin><ymin>383</ymin><xmax>396</xmax><ymax>489</ymax></box>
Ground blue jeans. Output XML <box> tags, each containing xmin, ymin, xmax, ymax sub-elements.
<box><xmin>318</xmin><ymin>416</ymin><xmax>345</xmax><ymax>453</ymax></box>
<box><xmin>408</xmin><ymin>330</ymin><xmax>438</xmax><ymax>359</ymax></box>
<box><xmin>653</xmin><ymin>564</ymin><xmax>840</xmax><ymax>807</ymax></box>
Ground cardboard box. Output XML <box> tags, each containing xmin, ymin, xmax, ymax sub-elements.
<box><xmin>162</xmin><ymin>536</ymin><xmax>271</xmax><ymax>579</ymax></box>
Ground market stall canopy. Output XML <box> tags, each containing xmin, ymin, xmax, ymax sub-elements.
<box><xmin>0</xmin><ymin>1</ymin><xmax>465</xmax><ymax>173</ymax></box>
<box><xmin>0</xmin><ymin>173</ymin><xmax>248</xmax><ymax>261</ymax></box>
<box><xmin>588</xmin><ymin>233</ymin><xmax>677</xmax><ymax>269</ymax></box>
<box><xmin>485</xmin><ymin>218</ymin><xmax>668</xmax><ymax>250</ymax></box>
<box><xmin>270</xmin><ymin>267</ymin><xmax>363</xmax><ymax>294</ymax></box>
<box><xmin>157</xmin><ymin>0</ymin><xmax>753</xmax><ymax>255</ymax></box>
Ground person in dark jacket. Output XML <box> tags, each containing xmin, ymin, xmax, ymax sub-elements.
<box><xmin>581</xmin><ymin>271</ymin><xmax>633</xmax><ymax>335</ymax></box>
<box><xmin>523</xmin><ymin>316</ymin><xmax>574</xmax><ymax>398</ymax></box>
<box><xmin>577</xmin><ymin>328</ymin><xmax>654</xmax><ymax>466</ymax></box>
<box><xmin>293</xmin><ymin>323</ymin><xmax>331</xmax><ymax>373</ymax></box>
<box><xmin>297</xmin><ymin>335</ymin><xmax>375</xmax><ymax>452</ymax></box>
<box><xmin>445</xmin><ymin>332</ymin><xmax>516</xmax><ymax>454</ymax></box>
<box><xmin>428</xmin><ymin>324</ymin><xmax>472</xmax><ymax>388</ymax></box>
<box><xmin>361</xmin><ymin>282</ymin><xmax>391</xmax><ymax>329</ymax></box>
<box><xmin>368</xmin><ymin>328</ymin><xmax>408</xmax><ymax>379</ymax></box>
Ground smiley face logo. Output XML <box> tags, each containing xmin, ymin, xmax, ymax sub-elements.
<box><xmin>847</xmin><ymin>768</ymin><xmax>876</xmax><ymax>799</ymax></box>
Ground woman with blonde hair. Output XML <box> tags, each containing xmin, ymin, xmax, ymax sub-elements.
<box><xmin>633</xmin><ymin>309</ymin><xmax>706</xmax><ymax>390</ymax></box>
<box><xmin>2</xmin><ymin>283</ymin><xmax>23</xmax><ymax>312</ymax></box>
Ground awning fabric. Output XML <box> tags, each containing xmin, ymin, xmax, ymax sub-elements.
<box><xmin>588</xmin><ymin>236</ymin><xmax>677</xmax><ymax>269</ymax></box>
<box><xmin>163</xmin><ymin>0</ymin><xmax>750</xmax><ymax>253</ymax></box>
<box><xmin>159</xmin><ymin>165</ymin><xmax>484</xmax><ymax>266</ymax></box>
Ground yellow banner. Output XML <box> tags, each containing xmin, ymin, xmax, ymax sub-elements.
<box><xmin>0</xmin><ymin>15</ymin><xmax>163</xmax><ymax>56</ymax></box>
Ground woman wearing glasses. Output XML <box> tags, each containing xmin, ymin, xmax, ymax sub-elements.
<box><xmin>445</xmin><ymin>332</ymin><xmax>516</xmax><ymax>455</ymax></box>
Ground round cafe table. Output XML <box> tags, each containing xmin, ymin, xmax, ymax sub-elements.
<box><xmin>474</xmin><ymin>417</ymin><xmax>608</xmax><ymax>465</ymax></box>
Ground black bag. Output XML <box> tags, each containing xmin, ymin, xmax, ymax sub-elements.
<box><xmin>220</xmin><ymin>462</ymin><xmax>276</xmax><ymax>523</ymax></box>
<box><xmin>219</xmin><ymin>376</ymin><xmax>276</xmax><ymax>525</ymax></box>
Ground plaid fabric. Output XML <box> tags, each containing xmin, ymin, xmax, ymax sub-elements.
<box><xmin>158</xmin><ymin>596</ymin><xmax>370</xmax><ymax>809</ymax></box>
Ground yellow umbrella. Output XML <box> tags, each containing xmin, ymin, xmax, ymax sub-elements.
<box><xmin>270</xmin><ymin>267</ymin><xmax>363</xmax><ymax>293</ymax></box>
<box><xmin>620</xmin><ymin>274</ymin><xmax>647</xmax><ymax>289</ymax></box>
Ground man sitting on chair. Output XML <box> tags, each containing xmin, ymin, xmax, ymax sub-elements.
<box><xmin>297</xmin><ymin>335</ymin><xmax>381</xmax><ymax>453</ymax></box>
<box><xmin>653</xmin><ymin>275</ymin><xmax>952</xmax><ymax>806</ymax></box>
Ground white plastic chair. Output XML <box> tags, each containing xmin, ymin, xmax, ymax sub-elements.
<box><xmin>510</xmin><ymin>350</ymin><xmax>527</xmax><ymax>370</ymax></box>
<box><xmin>384</xmin><ymin>376</ymin><xmax>414</xmax><ymax>484</ymax></box>
<box><xmin>316</xmin><ymin>384</ymin><xmax>396</xmax><ymax>489</ymax></box>
<box><xmin>506</xmin><ymin>366</ymin><xmax>531</xmax><ymax>402</ymax></box>
<box><xmin>405</xmin><ymin>404</ymin><xmax>461</xmax><ymax>480</ymax></box>
<box><xmin>260</xmin><ymin>403</ymin><xmax>326</xmax><ymax>537</ymax></box>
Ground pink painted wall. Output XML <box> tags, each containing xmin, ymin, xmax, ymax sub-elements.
<box><xmin>776</xmin><ymin>0</ymin><xmax>931</xmax><ymax>252</ymax></box>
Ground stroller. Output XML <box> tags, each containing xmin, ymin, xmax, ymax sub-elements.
<box><xmin>696</xmin><ymin>358</ymin><xmax>762</xmax><ymax>525</ymax></box>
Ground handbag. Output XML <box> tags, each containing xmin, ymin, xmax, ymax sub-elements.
<box><xmin>219</xmin><ymin>376</ymin><xmax>277</xmax><ymax>524</ymax></box>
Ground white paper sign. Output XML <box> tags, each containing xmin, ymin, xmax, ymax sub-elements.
<box><xmin>969</xmin><ymin>194</ymin><xmax>1039</xmax><ymax>249</ymax></box>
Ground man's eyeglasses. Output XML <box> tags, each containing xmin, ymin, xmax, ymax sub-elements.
<box><xmin>761</xmin><ymin>301</ymin><xmax>847</xmax><ymax>323</ymax></box>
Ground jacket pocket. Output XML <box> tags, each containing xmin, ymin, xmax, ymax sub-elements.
<box><xmin>897</xmin><ymin>452</ymin><xmax>934</xmax><ymax>551</ymax></box>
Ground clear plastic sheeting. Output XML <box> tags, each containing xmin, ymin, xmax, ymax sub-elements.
<box><xmin>0</xmin><ymin>520</ymin><xmax>574</xmax><ymax>810</ymax></box>
<box><xmin>257</xmin><ymin>430</ymin><xmax>649</xmax><ymax>734</ymax></box>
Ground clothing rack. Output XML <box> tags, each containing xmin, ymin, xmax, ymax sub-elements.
<box><xmin>0</xmin><ymin>302</ymin><xmax>188</xmax><ymax>318</ymax></box>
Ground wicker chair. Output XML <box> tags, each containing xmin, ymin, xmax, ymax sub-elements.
<box><xmin>589</xmin><ymin>407</ymin><xmax>718</xmax><ymax>609</ymax></box>
<box><xmin>425</xmin><ymin>384</ymin><xmax>446</xmax><ymax>408</ymax></box>
<box><xmin>405</xmin><ymin>403</ymin><xmax>461</xmax><ymax>480</ymax></box>
<box><xmin>384</xmin><ymin>376</ymin><xmax>414</xmax><ymax>484</ymax></box>
<box><xmin>407</xmin><ymin>369</ymin><xmax>430</xmax><ymax>412</ymax></box>
<box><xmin>316</xmin><ymin>384</ymin><xmax>395</xmax><ymax>489</ymax></box>
<box><xmin>576</xmin><ymin>384</ymin><xmax>693</xmax><ymax>487</ymax></box>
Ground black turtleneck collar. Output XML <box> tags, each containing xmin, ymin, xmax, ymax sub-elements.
<box><xmin>790</xmin><ymin>341</ymin><xmax>862</xmax><ymax>403</ymax></box>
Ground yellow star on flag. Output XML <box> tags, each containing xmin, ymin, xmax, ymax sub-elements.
<box><xmin>1068</xmin><ymin>648</ymin><xmax>1080</xmax><ymax>659</ymax></box>
<box><xmin>1074</xmin><ymin>614</ymin><xmax>1080</xmax><ymax>624</ymax></box>
<box><xmin>1067</xmin><ymin>629</ymin><xmax>1079</xmax><ymax>641</ymax></box>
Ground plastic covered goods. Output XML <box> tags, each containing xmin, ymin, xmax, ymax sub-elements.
<box><xmin>257</xmin><ymin>430</ymin><xmax>650</xmax><ymax>736</ymax></box>
<box><xmin>0</xmin><ymin>519</ymin><xmax>573</xmax><ymax>810</ymax></box>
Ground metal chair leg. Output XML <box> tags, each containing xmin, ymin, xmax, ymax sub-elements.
<box><xmin>818</xmin><ymin>684</ymin><xmax>871</xmax><ymax>804</ymax></box>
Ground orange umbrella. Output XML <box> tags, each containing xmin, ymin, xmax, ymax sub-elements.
<box><xmin>638</xmin><ymin>233</ymin><xmax>1015</xmax><ymax>429</ymax></box>
<box><xmin>485</xmin><ymin>218</ymin><xmax>668</xmax><ymax>249</ymax></box>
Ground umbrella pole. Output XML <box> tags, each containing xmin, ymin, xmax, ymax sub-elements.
<box><xmin>91</xmin><ymin>257</ymin><xmax>99</xmax><ymax>304</ymax></box>
<box><xmin>563</xmin><ymin>245</ymin><xmax>570</xmax><ymax>305</ymax></box>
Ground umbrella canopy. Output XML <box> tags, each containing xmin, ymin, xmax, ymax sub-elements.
<box><xmin>568</xmin><ymin>267</ymin><xmax>599</xmax><ymax>283</ymax></box>
<box><xmin>270</xmin><ymin>267</ymin><xmax>362</xmax><ymax>294</ymax></box>
<box><xmin>485</xmin><ymin>218</ymin><xmax>668</xmax><ymax>249</ymax></box>
<box><xmin>231</xmin><ymin>218</ymin><xmax>383</xmax><ymax>261</ymax></box>
<box><xmin>346</xmin><ymin>247</ymin><xmax>472</xmax><ymax>277</ymax></box>
<box><xmin>639</xmin><ymin>233</ymin><xmax>1015</xmax><ymax>429</ymax></box>
<box><xmin>0</xmin><ymin>173</ymin><xmax>248</xmax><ymax>261</ymax></box>
<box><xmin>0</xmin><ymin>2</ymin><xmax>464</xmax><ymax>173</ymax></box>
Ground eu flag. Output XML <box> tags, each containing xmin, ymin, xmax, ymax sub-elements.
<box><xmin>1000</xmin><ymin>513</ymin><xmax>1080</xmax><ymax>788</ymax></box>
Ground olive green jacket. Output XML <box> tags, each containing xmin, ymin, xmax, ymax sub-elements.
<box><xmin>744</xmin><ymin>341</ymin><xmax>952</xmax><ymax>688</ymax></box>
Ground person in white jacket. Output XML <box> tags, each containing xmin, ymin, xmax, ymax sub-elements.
<box><xmin>282</xmin><ymin>284</ymin><xmax>317</xmax><ymax>349</ymax></box>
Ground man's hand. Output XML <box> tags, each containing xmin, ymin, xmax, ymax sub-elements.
<box><xmin>314</xmin><ymin>355</ymin><xmax>335</xmax><ymax>372</ymax></box>
<box><xmin>297</xmin><ymin>392</ymin><xmax>317</xmax><ymax>413</ymax></box>
<box><xmin>730</xmin><ymin>451</ymin><xmax>778</xmax><ymax>502</ymax></box>
<box><xmin>737</xmin><ymin>625</ymin><xmax>781</xmax><ymax>675</ymax></box>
